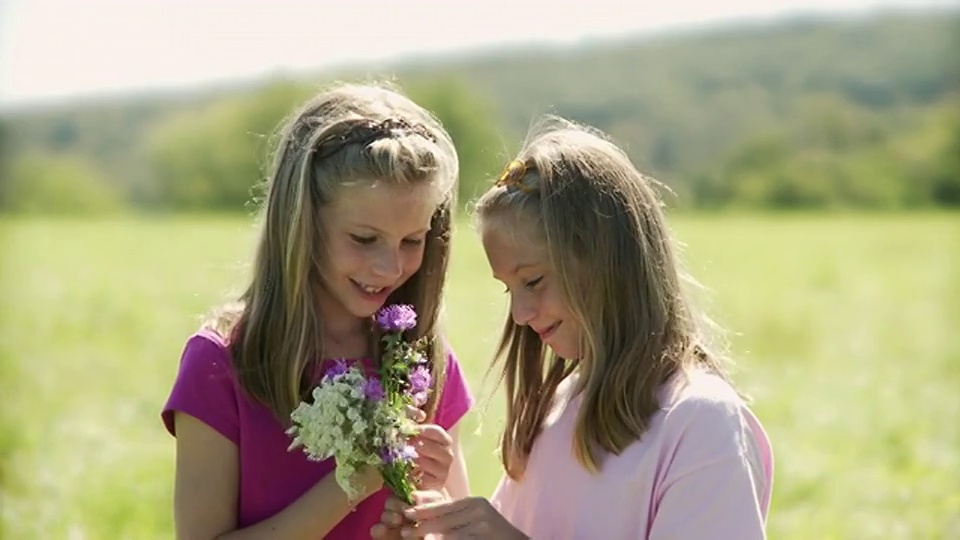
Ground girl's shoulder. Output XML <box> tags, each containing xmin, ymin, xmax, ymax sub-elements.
<box><xmin>188</xmin><ymin>325</ymin><xmax>233</xmax><ymax>361</ymax></box>
<box><xmin>193</xmin><ymin>325</ymin><xmax>231</xmax><ymax>349</ymax></box>
<box><xmin>655</xmin><ymin>367</ymin><xmax>772</xmax><ymax>472</ymax></box>
<box><xmin>161</xmin><ymin>326</ymin><xmax>242</xmax><ymax>441</ymax></box>
<box><xmin>658</xmin><ymin>367</ymin><xmax>745</xmax><ymax>415</ymax></box>
<box><xmin>172</xmin><ymin>325</ymin><xmax>240</xmax><ymax>386</ymax></box>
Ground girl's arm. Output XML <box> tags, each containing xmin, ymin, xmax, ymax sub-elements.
<box><xmin>647</xmin><ymin>453</ymin><xmax>767</xmax><ymax>540</ymax></box>
<box><xmin>174</xmin><ymin>412</ymin><xmax>382</xmax><ymax>540</ymax></box>
<box><xmin>647</xmin><ymin>398</ymin><xmax>772</xmax><ymax>540</ymax></box>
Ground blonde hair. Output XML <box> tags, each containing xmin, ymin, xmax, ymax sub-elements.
<box><xmin>209</xmin><ymin>82</ymin><xmax>459</xmax><ymax>423</ymax></box>
<box><xmin>474</xmin><ymin>116</ymin><xmax>734</xmax><ymax>479</ymax></box>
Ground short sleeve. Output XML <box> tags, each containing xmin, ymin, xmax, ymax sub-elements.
<box><xmin>648</xmin><ymin>396</ymin><xmax>773</xmax><ymax>540</ymax></box>
<box><xmin>432</xmin><ymin>347</ymin><xmax>474</xmax><ymax>431</ymax></box>
<box><xmin>161</xmin><ymin>331</ymin><xmax>241</xmax><ymax>445</ymax></box>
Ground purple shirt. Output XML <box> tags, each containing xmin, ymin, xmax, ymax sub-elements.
<box><xmin>161</xmin><ymin>328</ymin><xmax>474</xmax><ymax>538</ymax></box>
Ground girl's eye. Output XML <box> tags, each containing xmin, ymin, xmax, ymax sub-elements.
<box><xmin>525</xmin><ymin>276</ymin><xmax>543</xmax><ymax>289</ymax></box>
<box><xmin>350</xmin><ymin>234</ymin><xmax>377</xmax><ymax>245</ymax></box>
<box><xmin>402</xmin><ymin>237</ymin><xmax>425</xmax><ymax>247</ymax></box>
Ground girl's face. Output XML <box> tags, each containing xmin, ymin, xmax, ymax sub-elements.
<box><xmin>481</xmin><ymin>220</ymin><xmax>582</xmax><ymax>360</ymax></box>
<box><xmin>319</xmin><ymin>181</ymin><xmax>437</xmax><ymax>323</ymax></box>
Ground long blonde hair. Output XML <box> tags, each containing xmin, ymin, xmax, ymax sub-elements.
<box><xmin>474</xmin><ymin>116</ymin><xmax>734</xmax><ymax>479</ymax></box>
<box><xmin>209</xmin><ymin>82</ymin><xmax>459</xmax><ymax>423</ymax></box>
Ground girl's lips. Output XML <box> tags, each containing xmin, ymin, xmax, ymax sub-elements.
<box><xmin>536</xmin><ymin>322</ymin><xmax>560</xmax><ymax>339</ymax></box>
<box><xmin>351</xmin><ymin>279</ymin><xmax>392</xmax><ymax>303</ymax></box>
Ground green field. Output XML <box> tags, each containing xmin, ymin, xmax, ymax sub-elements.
<box><xmin>1</xmin><ymin>214</ymin><xmax>958</xmax><ymax>539</ymax></box>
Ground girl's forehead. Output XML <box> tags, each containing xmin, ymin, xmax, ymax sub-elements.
<box><xmin>481</xmin><ymin>219</ymin><xmax>549</xmax><ymax>272</ymax></box>
<box><xmin>328</xmin><ymin>181</ymin><xmax>439</xmax><ymax>229</ymax></box>
<box><xmin>337</xmin><ymin>180</ymin><xmax>440</xmax><ymax>207</ymax></box>
<box><xmin>479</xmin><ymin>210</ymin><xmax>544</xmax><ymax>246</ymax></box>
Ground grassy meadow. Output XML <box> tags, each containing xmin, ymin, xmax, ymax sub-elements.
<box><xmin>0</xmin><ymin>213</ymin><xmax>958</xmax><ymax>539</ymax></box>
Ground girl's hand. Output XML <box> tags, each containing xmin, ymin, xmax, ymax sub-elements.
<box><xmin>410</xmin><ymin>425</ymin><xmax>454</xmax><ymax>491</ymax></box>
<box><xmin>400</xmin><ymin>495</ymin><xmax>528</xmax><ymax>539</ymax></box>
<box><xmin>404</xmin><ymin>405</ymin><xmax>454</xmax><ymax>490</ymax></box>
<box><xmin>370</xmin><ymin>492</ymin><xmax>445</xmax><ymax>540</ymax></box>
<box><xmin>406</xmin><ymin>405</ymin><xmax>427</xmax><ymax>423</ymax></box>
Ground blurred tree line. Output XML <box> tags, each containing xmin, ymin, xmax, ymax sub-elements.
<box><xmin>0</xmin><ymin>11</ymin><xmax>957</xmax><ymax>214</ymax></box>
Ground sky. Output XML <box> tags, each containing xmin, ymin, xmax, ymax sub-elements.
<box><xmin>0</xmin><ymin>0</ymin><xmax>956</xmax><ymax>110</ymax></box>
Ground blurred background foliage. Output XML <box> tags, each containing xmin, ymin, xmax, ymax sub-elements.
<box><xmin>1</xmin><ymin>11</ymin><xmax>956</xmax><ymax>215</ymax></box>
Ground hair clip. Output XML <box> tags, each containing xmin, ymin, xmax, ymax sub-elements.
<box><xmin>495</xmin><ymin>159</ymin><xmax>537</xmax><ymax>193</ymax></box>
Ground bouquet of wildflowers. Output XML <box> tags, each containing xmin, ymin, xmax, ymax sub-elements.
<box><xmin>286</xmin><ymin>304</ymin><xmax>433</xmax><ymax>504</ymax></box>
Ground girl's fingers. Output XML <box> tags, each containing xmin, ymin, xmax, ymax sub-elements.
<box><xmin>411</xmin><ymin>427</ymin><xmax>453</xmax><ymax>463</ymax></box>
<box><xmin>369</xmin><ymin>523</ymin><xmax>391</xmax><ymax>538</ymax></box>
<box><xmin>413</xmin><ymin>446</ymin><xmax>451</xmax><ymax>466</ymax></box>
<box><xmin>414</xmin><ymin>424</ymin><xmax>452</xmax><ymax>445</ymax></box>
<box><xmin>413</xmin><ymin>457</ymin><xmax>446</xmax><ymax>481</ymax></box>
<box><xmin>381</xmin><ymin>507</ymin><xmax>405</xmax><ymax>527</ymax></box>
<box><xmin>401</xmin><ymin>508</ymin><xmax>472</xmax><ymax>537</ymax></box>
<box><xmin>405</xmin><ymin>405</ymin><xmax>426</xmax><ymax>422</ymax></box>
<box><xmin>411</xmin><ymin>490</ymin><xmax>447</xmax><ymax>505</ymax></box>
<box><xmin>384</xmin><ymin>496</ymin><xmax>411</xmax><ymax>513</ymax></box>
<box><xmin>403</xmin><ymin>497</ymin><xmax>470</xmax><ymax>521</ymax></box>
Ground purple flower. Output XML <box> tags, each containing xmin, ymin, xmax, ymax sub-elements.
<box><xmin>323</xmin><ymin>359</ymin><xmax>349</xmax><ymax>380</ymax></box>
<box><xmin>375</xmin><ymin>304</ymin><xmax>417</xmax><ymax>332</ymax></box>
<box><xmin>380</xmin><ymin>444</ymin><xmax>418</xmax><ymax>465</ymax></box>
<box><xmin>412</xmin><ymin>390</ymin><xmax>429</xmax><ymax>407</ymax></box>
<box><xmin>362</xmin><ymin>378</ymin><xmax>385</xmax><ymax>402</ymax></box>
<box><xmin>409</xmin><ymin>366</ymin><xmax>432</xmax><ymax>394</ymax></box>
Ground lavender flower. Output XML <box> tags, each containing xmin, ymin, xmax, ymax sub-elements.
<box><xmin>408</xmin><ymin>366</ymin><xmax>432</xmax><ymax>394</ymax></box>
<box><xmin>362</xmin><ymin>378</ymin><xmax>385</xmax><ymax>402</ymax></box>
<box><xmin>412</xmin><ymin>390</ymin><xmax>429</xmax><ymax>407</ymax></box>
<box><xmin>380</xmin><ymin>444</ymin><xmax>419</xmax><ymax>465</ymax></box>
<box><xmin>323</xmin><ymin>359</ymin><xmax>350</xmax><ymax>381</ymax></box>
<box><xmin>375</xmin><ymin>304</ymin><xmax>417</xmax><ymax>332</ymax></box>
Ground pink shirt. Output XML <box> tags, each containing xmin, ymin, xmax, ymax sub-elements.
<box><xmin>491</xmin><ymin>368</ymin><xmax>774</xmax><ymax>539</ymax></box>
<box><xmin>161</xmin><ymin>329</ymin><xmax>473</xmax><ymax>539</ymax></box>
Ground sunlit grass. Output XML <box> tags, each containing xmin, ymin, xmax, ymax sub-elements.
<box><xmin>1</xmin><ymin>213</ymin><xmax>957</xmax><ymax>539</ymax></box>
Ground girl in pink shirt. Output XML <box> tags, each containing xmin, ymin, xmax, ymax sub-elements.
<box><xmin>375</xmin><ymin>117</ymin><xmax>774</xmax><ymax>539</ymax></box>
<box><xmin>161</xmin><ymin>83</ymin><xmax>475</xmax><ymax>539</ymax></box>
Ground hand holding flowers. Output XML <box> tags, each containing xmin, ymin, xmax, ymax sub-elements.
<box><xmin>286</xmin><ymin>304</ymin><xmax>447</xmax><ymax>504</ymax></box>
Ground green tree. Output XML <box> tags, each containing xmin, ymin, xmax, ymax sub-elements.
<box><xmin>405</xmin><ymin>77</ymin><xmax>508</xmax><ymax>205</ymax></box>
<box><xmin>147</xmin><ymin>81</ymin><xmax>311</xmax><ymax>211</ymax></box>
<box><xmin>147</xmin><ymin>77</ymin><xmax>505</xmax><ymax>211</ymax></box>
<box><xmin>1</xmin><ymin>152</ymin><xmax>124</xmax><ymax>214</ymax></box>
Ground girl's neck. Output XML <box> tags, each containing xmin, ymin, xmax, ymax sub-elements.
<box><xmin>315</xmin><ymin>288</ymin><xmax>371</xmax><ymax>359</ymax></box>
<box><xmin>321</xmin><ymin>319</ymin><xmax>370</xmax><ymax>360</ymax></box>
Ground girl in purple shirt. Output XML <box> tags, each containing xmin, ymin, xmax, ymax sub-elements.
<box><xmin>161</xmin><ymin>82</ymin><xmax>474</xmax><ymax>539</ymax></box>
<box><xmin>376</xmin><ymin>118</ymin><xmax>774</xmax><ymax>539</ymax></box>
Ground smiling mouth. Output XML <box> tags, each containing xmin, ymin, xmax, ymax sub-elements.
<box><xmin>351</xmin><ymin>279</ymin><xmax>388</xmax><ymax>296</ymax></box>
<box><xmin>536</xmin><ymin>322</ymin><xmax>560</xmax><ymax>339</ymax></box>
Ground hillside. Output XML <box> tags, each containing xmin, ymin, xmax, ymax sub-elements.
<box><xmin>1</xmin><ymin>9</ymin><xmax>957</xmax><ymax>211</ymax></box>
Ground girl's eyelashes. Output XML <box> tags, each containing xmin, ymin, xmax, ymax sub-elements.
<box><xmin>349</xmin><ymin>234</ymin><xmax>377</xmax><ymax>245</ymax></box>
<box><xmin>349</xmin><ymin>233</ymin><xmax>425</xmax><ymax>246</ymax></box>
<box><xmin>501</xmin><ymin>276</ymin><xmax>543</xmax><ymax>294</ymax></box>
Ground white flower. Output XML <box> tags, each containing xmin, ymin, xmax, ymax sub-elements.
<box><xmin>286</xmin><ymin>358</ymin><xmax>427</xmax><ymax>502</ymax></box>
